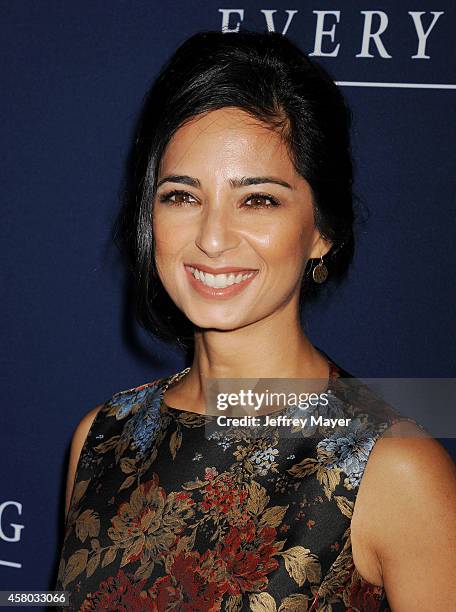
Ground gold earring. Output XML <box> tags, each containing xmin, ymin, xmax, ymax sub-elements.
<box><xmin>312</xmin><ymin>255</ymin><xmax>328</xmax><ymax>284</ymax></box>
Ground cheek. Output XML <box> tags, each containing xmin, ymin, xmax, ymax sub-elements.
<box><xmin>153</xmin><ymin>210</ymin><xmax>188</xmax><ymax>262</ymax></box>
<box><xmin>152</xmin><ymin>214</ymin><xmax>180</xmax><ymax>286</ymax></box>
<box><xmin>256</xmin><ymin>214</ymin><xmax>312</xmax><ymax>272</ymax></box>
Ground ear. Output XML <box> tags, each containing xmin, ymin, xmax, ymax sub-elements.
<box><xmin>309</xmin><ymin>232</ymin><xmax>332</xmax><ymax>260</ymax></box>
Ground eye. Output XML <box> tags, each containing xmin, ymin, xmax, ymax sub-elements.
<box><xmin>157</xmin><ymin>189</ymin><xmax>280</xmax><ymax>209</ymax></box>
<box><xmin>243</xmin><ymin>193</ymin><xmax>281</xmax><ymax>209</ymax></box>
<box><xmin>158</xmin><ymin>190</ymin><xmax>198</xmax><ymax>206</ymax></box>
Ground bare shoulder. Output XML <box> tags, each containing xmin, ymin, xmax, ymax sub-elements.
<box><xmin>362</xmin><ymin>420</ymin><xmax>456</xmax><ymax>502</ymax></box>
<box><xmin>64</xmin><ymin>404</ymin><xmax>104</xmax><ymax>518</ymax></box>
<box><xmin>352</xmin><ymin>419</ymin><xmax>456</xmax><ymax>608</ymax></box>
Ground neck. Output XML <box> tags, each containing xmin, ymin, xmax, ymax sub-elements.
<box><xmin>163</xmin><ymin>301</ymin><xmax>331</xmax><ymax>413</ymax></box>
<box><xmin>192</xmin><ymin>315</ymin><xmax>322</xmax><ymax>379</ymax></box>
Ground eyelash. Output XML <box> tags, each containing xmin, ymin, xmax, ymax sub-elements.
<box><xmin>157</xmin><ymin>189</ymin><xmax>281</xmax><ymax>209</ymax></box>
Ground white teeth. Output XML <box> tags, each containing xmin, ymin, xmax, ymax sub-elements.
<box><xmin>187</xmin><ymin>266</ymin><xmax>256</xmax><ymax>288</ymax></box>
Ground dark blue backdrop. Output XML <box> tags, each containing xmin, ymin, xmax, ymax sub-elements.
<box><xmin>1</xmin><ymin>0</ymin><xmax>455</xmax><ymax>596</ymax></box>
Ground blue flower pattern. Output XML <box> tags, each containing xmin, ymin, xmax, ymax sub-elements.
<box><xmin>110</xmin><ymin>386</ymin><xmax>151</xmax><ymax>420</ymax></box>
<box><xmin>317</xmin><ymin>417</ymin><xmax>381</xmax><ymax>488</ymax></box>
<box><xmin>114</xmin><ymin>384</ymin><xmax>163</xmax><ymax>455</ymax></box>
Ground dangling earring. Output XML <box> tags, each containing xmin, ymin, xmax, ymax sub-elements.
<box><xmin>312</xmin><ymin>255</ymin><xmax>328</xmax><ymax>284</ymax></box>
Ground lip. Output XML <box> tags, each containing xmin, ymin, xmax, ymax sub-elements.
<box><xmin>184</xmin><ymin>264</ymin><xmax>259</xmax><ymax>299</ymax></box>
<box><xmin>184</xmin><ymin>262</ymin><xmax>259</xmax><ymax>274</ymax></box>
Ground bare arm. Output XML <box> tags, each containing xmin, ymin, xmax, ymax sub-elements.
<box><xmin>64</xmin><ymin>404</ymin><xmax>104</xmax><ymax>518</ymax></box>
<box><xmin>362</xmin><ymin>422</ymin><xmax>456</xmax><ymax>610</ymax></box>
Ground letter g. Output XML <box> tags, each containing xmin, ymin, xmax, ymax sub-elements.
<box><xmin>0</xmin><ymin>501</ymin><xmax>24</xmax><ymax>542</ymax></box>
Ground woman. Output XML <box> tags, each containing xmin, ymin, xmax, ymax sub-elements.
<box><xmin>55</xmin><ymin>30</ymin><xmax>456</xmax><ymax>610</ymax></box>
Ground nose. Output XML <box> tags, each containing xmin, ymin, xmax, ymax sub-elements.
<box><xmin>194</xmin><ymin>203</ymin><xmax>240</xmax><ymax>258</ymax></box>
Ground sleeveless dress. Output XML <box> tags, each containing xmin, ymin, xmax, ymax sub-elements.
<box><xmin>55</xmin><ymin>351</ymin><xmax>423</xmax><ymax>611</ymax></box>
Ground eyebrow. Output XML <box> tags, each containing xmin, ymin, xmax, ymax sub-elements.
<box><xmin>156</xmin><ymin>175</ymin><xmax>292</xmax><ymax>190</ymax></box>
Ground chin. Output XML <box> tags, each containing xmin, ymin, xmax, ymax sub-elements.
<box><xmin>186</xmin><ymin>312</ymin><xmax>244</xmax><ymax>332</ymax></box>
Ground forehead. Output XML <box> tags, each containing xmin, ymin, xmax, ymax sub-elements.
<box><xmin>158</xmin><ymin>107</ymin><xmax>295</xmax><ymax>178</ymax></box>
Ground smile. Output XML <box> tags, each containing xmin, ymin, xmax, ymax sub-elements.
<box><xmin>186</xmin><ymin>265</ymin><xmax>257</xmax><ymax>288</ymax></box>
<box><xmin>184</xmin><ymin>264</ymin><xmax>259</xmax><ymax>299</ymax></box>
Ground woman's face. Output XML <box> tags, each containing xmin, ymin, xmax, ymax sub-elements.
<box><xmin>153</xmin><ymin>106</ymin><xmax>330</xmax><ymax>331</ymax></box>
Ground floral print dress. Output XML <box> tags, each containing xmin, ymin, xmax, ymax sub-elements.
<box><xmin>55</xmin><ymin>352</ymin><xmax>422</xmax><ymax>611</ymax></box>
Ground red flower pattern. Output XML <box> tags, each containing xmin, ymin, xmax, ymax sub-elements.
<box><xmin>215</xmin><ymin>520</ymin><xmax>280</xmax><ymax>595</ymax></box>
<box><xmin>80</xmin><ymin>569</ymin><xmax>147</xmax><ymax>611</ymax></box>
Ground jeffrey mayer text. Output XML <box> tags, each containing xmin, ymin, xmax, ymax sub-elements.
<box><xmin>216</xmin><ymin>415</ymin><xmax>351</xmax><ymax>428</ymax></box>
